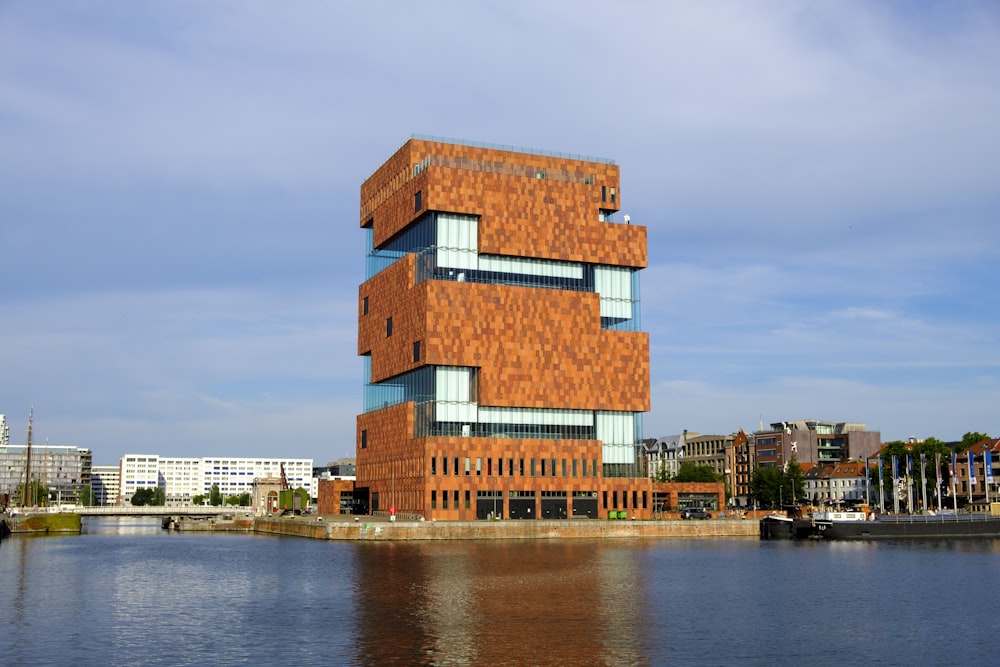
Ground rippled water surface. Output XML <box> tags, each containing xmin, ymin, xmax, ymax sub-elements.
<box><xmin>2</xmin><ymin>517</ymin><xmax>999</xmax><ymax>666</ymax></box>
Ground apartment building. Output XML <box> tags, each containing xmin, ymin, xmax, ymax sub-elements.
<box><xmin>118</xmin><ymin>455</ymin><xmax>314</xmax><ymax>506</ymax></box>
<box><xmin>754</xmin><ymin>419</ymin><xmax>881</xmax><ymax>469</ymax></box>
<box><xmin>0</xmin><ymin>442</ymin><xmax>92</xmax><ymax>505</ymax></box>
<box><xmin>91</xmin><ymin>465</ymin><xmax>121</xmax><ymax>506</ymax></box>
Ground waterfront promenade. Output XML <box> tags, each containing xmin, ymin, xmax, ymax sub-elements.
<box><xmin>248</xmin><ymin>514</ymin><xmax>761</xmax><ymax>540</ymax></box>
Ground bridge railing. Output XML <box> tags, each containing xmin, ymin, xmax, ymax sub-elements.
<box><xmin>73</xmin><ymin>506</ymin><xmax>255</xmax><ymax>516</ymax></box>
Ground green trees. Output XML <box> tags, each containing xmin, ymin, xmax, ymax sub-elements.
<box><xmin>652</xmin><ymin>461</ymin><xmax>672</xmax><ymax>483</ymax></box>
<box><xmin>77</xmin><ymin>484</ymin><xmax>94</xmax><ymax>507</ymax></box>
<box><xmin>225</xmin><ymin>492</ymin><xmax>252</xmax><ymax>507</ymax></box>
<box><xmin>651</xmin><ymin>461</ymin><xmax>724</xmax><ymax>483</ymax></box>
<box><xmin>674</xmin><ymin>462</ymin><xmax>723</xmax><ymax>483</ymax></box>
<box><xmin>872</xmin><ymin>438</ymin><xmax>961</xmax><ymax>511</ymax></box>
<box><xmin>749</xmin><ymin>457</ymin><xmax>805</xmax><ymax>509</ymax></box>
<box><xmin>209</xmin><ymin>483</ymin><xmax>222</xmax><ymax>506</ymax></box>
<box><xmin>16</xmin><ymin>480</ymin><xmax>48</xmax><ymax>507</ymax></box>
<box><xmin>131</xmin><ymin>487</ymin><xmax>165</xmax><ymax>506</ymax></box>
<box><xmin>961</xmin><ymin>432</ymin><xmax>991</xmax><ymax>450</ymax></box>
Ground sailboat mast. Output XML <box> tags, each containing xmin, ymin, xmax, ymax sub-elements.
<box><xmin>22</xmin><ymin>408</ymin><xmax>34</xmax><ymax>507</ymax></box>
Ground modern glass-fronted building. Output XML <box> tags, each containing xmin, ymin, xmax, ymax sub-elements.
<box><xmin>356</xmin><ymin>136</ymin><xmax>652</xmax><ymax>519</ymax></box>
<box><xmin>0</xmin><ymin>443</ymin><xmax>93</xmax><ymax>506</ymax></box>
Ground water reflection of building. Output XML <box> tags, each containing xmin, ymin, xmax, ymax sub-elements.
<box><xmin>356</xmin><ymin>136</ymin><xmax>664</xmax><ymax>520</ymax></box>
<box><xmin>352</xmin><ymin>542</ymin><xmax>644</xmax><ymax>665</ymax></box>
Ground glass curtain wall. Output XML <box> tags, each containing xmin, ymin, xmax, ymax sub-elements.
<box><xmin>367</xmin><ymin>212</ymin><xmax>642</xmax><ymax>331</ymax></box>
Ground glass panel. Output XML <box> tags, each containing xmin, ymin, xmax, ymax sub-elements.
<box><xmin>436</xmin><ymin>213</ymin><xmax>478</xmax><ymax>270</ymax></box>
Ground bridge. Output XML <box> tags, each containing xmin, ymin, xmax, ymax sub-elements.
<box><xmin>72</xmin><ymin>506</ymin><xmax>255</xmax><ymax>517</ymax></box>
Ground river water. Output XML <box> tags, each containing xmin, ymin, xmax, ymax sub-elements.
<box><xmin>1</xmin><ymin>517</ymin><xmax>998</xmax><ymax>666</ymax></box>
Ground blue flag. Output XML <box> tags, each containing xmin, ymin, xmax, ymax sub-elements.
<box><xmin>969</xmin><ymin>451</ymin><xmax>977</xmax><ymax>484</ymax></box>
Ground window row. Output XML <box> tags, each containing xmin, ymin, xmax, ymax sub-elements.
<box><xmin>362</xmin><ymin>214</ymin><xmax>641</xmax><ymax>331</ymax></box>
<box><xmin>430</xmin><ymin>455</ymin><xmax>599</xmax><ymax>478</ymax></box>
<box><xmin>427</xmin><ymin>489</ymin><xmax>650</xmax><ymax>512</ymax></box>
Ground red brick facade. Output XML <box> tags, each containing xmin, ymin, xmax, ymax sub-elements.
<box><xmin>356</xmin><ymin>137</ymin><xmax>656</xmax><ymax>520</ymax></box>
<box><xmin>316</xmin><ymin>478</ymin><xmax>357</xmax><ymax>516</ymax></box>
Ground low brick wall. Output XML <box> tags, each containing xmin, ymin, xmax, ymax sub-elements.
<box><xmin>253</xmin><ymin>516</ymin><xmax>759</xmax><ymax>541</ymax></box>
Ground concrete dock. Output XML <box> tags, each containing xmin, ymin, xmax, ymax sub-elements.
<box><xmin>249</xmin><ymin>515</ymin><xmax>760</xmax><ymax>541</ymax></box>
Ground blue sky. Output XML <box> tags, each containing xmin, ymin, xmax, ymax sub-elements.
<box><xmin>2</xmin><ymin>1</ymin><xmax>998</xmax><ymax>465</ymax></box>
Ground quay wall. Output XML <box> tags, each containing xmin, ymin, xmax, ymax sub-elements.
<box><xmin>253</xmin><ymin>517</ymin><xmax>760</xmax><ymax>541</ymax></box>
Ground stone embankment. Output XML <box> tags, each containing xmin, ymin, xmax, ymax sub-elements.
<box><xmin>252</xmin><ymin>515</ymin><xmax>760</xmax><ymax>541</ymax></box>
<box><xmin>3</xmin><ymin>512</ymin><xmax>82</xmax><ymax>534</ymax></box>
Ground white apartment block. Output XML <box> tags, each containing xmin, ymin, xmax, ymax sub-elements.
<box><xmin>118</xmin><ymin>454</ymin><xmax>315</xmax><ymax>506</ymax></box>
<box><xmin>91</xmin><ymin>465</ymin><xmax>121</xmax><ymax>506</ymax></box>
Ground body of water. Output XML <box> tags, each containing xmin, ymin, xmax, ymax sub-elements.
<box><xmin>2</xmin><ymin>517</ymin><xmax>998</xmax><ymax>666</ymax></box>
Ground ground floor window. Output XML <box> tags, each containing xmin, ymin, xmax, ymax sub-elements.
<box><xmin>678</xmin><ymin>493</ymin><xmax>718</xmax><ymax>511</ymax></box>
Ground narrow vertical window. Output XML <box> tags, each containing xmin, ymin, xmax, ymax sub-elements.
<box><xmin>362</xmin><ymin>296</ymin><xmax>369</xmax><ymax>315</ymax></box>
<box><xmin>430</xmin><ymin>458</ymin><xmax>436</xmax><ymax>476</ymax></box>
<box><xmin>431</xmin><ymin>490</ymin><xmax>437</xmax><ymax>509</ymax></box>
<box><xmin>601</xmin><ymin>185</ymin><xmax>607</xmax><ymax>202</ymax></box>
<box><xmin>610</xmin><ymin>187</ymin><xmax>616</xmax><ymax>204</ymax></box>
<box><xmin>476</xmin><ymin>457</ymin><xmax>482</xmax><ymax>476</ymax></box>
<box><xmin>414</xmin><ymin>190</ymin><xmax>422</xmax><ymax>212</ymax></box>
<box><xmin>464</xmin><ymin>490</ymin><xmax>471</xmax><ymax>509</ymax></box>
<box><xmin>413</xmin><ymin>341</ymin><xmax>421</xmax><ymax>363</ymax></box>
<box><xmin>360</xmin><ymin>430</ymin><xmax>367</xmax><ymax>449</ymax></box>
<box><xmin>386</xmin><ymin>316</ymin><xmax>393</xmax><ymax>337</ymax></box>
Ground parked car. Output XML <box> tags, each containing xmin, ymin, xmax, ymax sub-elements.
<box><xmin>680</xmin><ymin>508</ymin><xmax>711</xmax><ymax>520</ymax></box>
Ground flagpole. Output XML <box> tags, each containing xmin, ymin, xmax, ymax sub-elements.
<box><xmin>892</xmin><ymin>454</ymin><xmax>899</xmax><ymax>514</ymax></box>
<box><xmin>865</xmin><ymin>457</ymin><xmax>871</xmax><ymax>508</ymax></box>
<box><xmin>935</xmin><ymin>453</ymin><xmax>942</xmax><ymax>512</ymax></box>
<box><xmin>920</xmin><ymin>454</ymin><xmax>927</xmax><ymax>514</ymax></box>
<box><xmin>951</xmin><ymin>451</ymin><xmax>958</xmax><ymax>513</ymax></box>
<box><xmin>985</xmin><ymin>449</ymin><xmax>993</xmax><ymax>505</ymax></box>
<box><xmin>878</xmin><ymin>456</ymin><xmax>885</xmax><ymax>514</ymax></box>
<box><xmin>968</xmin><ymin>451</ymin><xmax>976</xmax><ymax>506</ymax></box>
